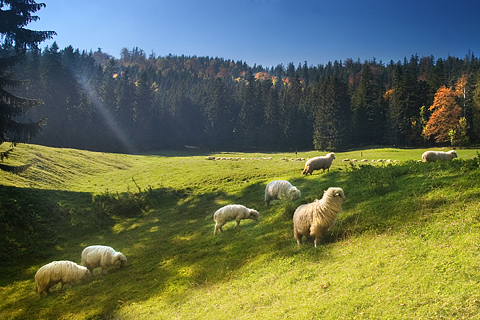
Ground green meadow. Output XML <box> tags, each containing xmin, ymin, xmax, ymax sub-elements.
<box><xmin>1</xmin><ymin>144</ymin><xmax>480</xmax><ymax>319</ymax></box>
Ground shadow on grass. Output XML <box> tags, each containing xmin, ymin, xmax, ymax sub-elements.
<box><xmin>2</xmin><ymin>157</ymin><xmax>480</xmax><ymax>319</ymax></box>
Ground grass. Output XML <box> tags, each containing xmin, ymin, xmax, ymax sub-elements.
<box><xmin>1</xmin><ymin>144</ymin><xmax>480</xmax><ymax>319</ymax></box>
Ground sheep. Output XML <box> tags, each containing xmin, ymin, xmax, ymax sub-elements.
<box><xmin>213</xmin><ymin>204</ymin><xmax>259</xmax><ymax>235</ymax></box>
<box><xmin>264</xmin><ymin>180</ymin><xmax>301</xmax><ymax>207</ymax></box>
<box><xmin>81</xmin><ymin>245</ymin><xmax>127</xmax><ymax>276</ymax></box>
<box><xmin>422</xmin><ymin>150</ymin><xmax>457</xmax><ymax>162</ymax></box>
<box><xmin>293</xmin><ymin>187</ymin><xmax>346</xmax><ymax>247</ymax></box>
<box><xmin>301</xmin><ymin>152</ymin><xmax>335</xmax><ymax>175</ymax></box>
<box><xmin>34</xmin><ymin>260</ymin><xmax>90</xmax><ymax>297</ymax></box>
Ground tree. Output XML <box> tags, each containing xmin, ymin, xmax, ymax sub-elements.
<box><xmin>423</xmin><ymin>86</ymin><xmax>462</xmax><ymax>143</ymax></box>
<box><xmin>313</xmin><ymin>75</ymin><xmax>351</xmax><ymax>151</ymax></box>
<box><xmin>0</xmin><ymin>0</ymin><xmax>55</xmax><ymax>158</ymax></box>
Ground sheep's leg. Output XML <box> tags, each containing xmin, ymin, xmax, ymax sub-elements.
<box><xmin>314</xmin><ymin>237</ymin><xmax>322</xmax><ymax>248</ymax></box>
<box><xmin>214</xmin><ymin>223</ymin><xmax>219</xmax><ymax>235</ymax></box>
<box><xmin>294</xmin><ymin>230</ymin><xmax>302</xmax><ymax>245</ymax></box>
<box><xmin>235</xmin><ymin>220</ymin><xmax>241</xmax><ymax>229</ymax></box>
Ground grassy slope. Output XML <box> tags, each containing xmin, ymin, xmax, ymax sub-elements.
<box><xmin>1</xmin><ymin>144</ymin><xmax>480</xmax><ymax>319</ymax></box>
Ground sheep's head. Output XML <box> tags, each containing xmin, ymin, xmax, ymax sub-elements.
<box><xmin>449</xmin><ymin>150</ymin><xmax>457</xmax><ymax>158</ymax></box>
<box><xmin>115</xmin><ymin>253</ymin><xmax>127</xmax><ymax>267</ymax></box>
<box><xmin>289</xmin><ymin>187</ymin><xmax>301</xmax><ymax>201</ymax></box>
<box><xmin>249</xmin><ymin>209</ymin><xmax>259</xmax><ymax>221</ymax></box>
<box><xmin>80</xmin><ymin>266</ymin><xmax>90</xmax><ymax>282</ymax></box>
<box><xmin>326</xmin><ymin>152</ymin><xmax>335</xmax><ymax>159</ymax></box>
<box><xmin>324</xmin><ymin>187</ymin><xmax>346</xmax><ymax>203</ymax></box>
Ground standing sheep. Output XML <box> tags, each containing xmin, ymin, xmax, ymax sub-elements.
<box><xmin>302</xmin><ymin>153</ymin><xmax>335</xmax><ymax>175</ymax></box>
<box><xmin>81</xmin><ymin>245</ymin><xmax>127</xmax><ymax>276</ymax></box>
<box><xmin>213</xmin><ymin>204</ymin><xmax>259</xmax><ymax>235</ymax></box>
<box><xmin>264</xmin><ymin>180</ymin><xmax>301</xmax><ymax>207</ymax></box>
<box><xmin>293</xmin><ymin>187</ymin><xmax>346</xmax><ymax>247</ymax></box>
<box><xmin>421</xmin><ymin>150</ymin><xmax>457</xmax><ymax>162</ymax></box>
<box><xmin>34</xmin><ymin>260</ymin><xmax>90</xmax><ymax>297</ymax></box>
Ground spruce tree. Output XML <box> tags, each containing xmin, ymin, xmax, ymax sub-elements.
<box><xmin>0</xmin><ymin>0</ymin><xmax>55</xmax><ymax>158</ymax></box>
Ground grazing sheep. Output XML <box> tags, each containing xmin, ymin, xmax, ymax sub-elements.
<box><xmin>302</xmin><ymin>153</ymin><xmax>335</xmax><ymax>175</ymax></box>
<box><xmin>34</xmin><ymin>260</ymin><xmax>89</xmax><ymax>297</ymax></box>
<box><xmin>361</xmin><ymin>159</ymin><xmax>368</xmax><ymax>162</ymax></box>
<box><xmin>206</xmin><ymin>156</ymin><xmax>215</xmax><ymax>160</ymax></box>
<box><xmin>213</xmin><ymin>204</ymin><xmax>259</xmax><ymax>235</ymax></box>
<box><xmin>342</xmin><ymin>159</ymin><xmax>350</xmax><ymax>162</ymax></box>
<box><xmin>422</xmin><ymin>150</ymin><xmax>457</xmax><ymax>162</ymax></box>
<box><xmin>264</xmin><ymin>180</ymin><xmax>301</xmax><ymax>207</ymax></box>
<box><xmin>81</xmin><ymin>245</ymin><xmax>127</xmax><ymax>276</ymax></box>
<box><xmin>293</xmin><ymin>187</ymin><xmax>346</xmax><ymax>247</ymax></box>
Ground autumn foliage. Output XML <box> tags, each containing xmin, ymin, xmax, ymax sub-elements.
<box><xmin>423</xmin><ymin>85</ymin><xmax>462</xmax><ymax>143</ymax></box>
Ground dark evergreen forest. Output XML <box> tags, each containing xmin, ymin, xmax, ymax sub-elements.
<box><xmin>11</xmin><ymin>43</ymin><xmax>480</xmax><ymax>153</ymax></box>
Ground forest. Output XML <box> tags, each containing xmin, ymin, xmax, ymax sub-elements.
<box><xmin>11</xmin><ymin>44</ymin><xmax>480</xmax><ymax>153</ymax></box>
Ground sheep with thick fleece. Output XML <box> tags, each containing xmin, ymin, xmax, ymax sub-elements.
<box><xmin>293</xmin><ymin>187</ymin><xmax>346</xmax><ymax>247</ymax></box>
<box><xmin>213</xmin><ymin>204</ymin><xmax>259</xmax><ymax>235</ymax></box>
<box><xmin>264</xmin><ymin>180</ymin><xmax>301</xmax><ymax>207</ymax></box>
<box><xmin>302</xmin><ymin>153</ymin><xmax>335</xmax><ymax>175</ymax></box>
<box><xmin>81</xmin><ymin>245</ymin><xmax>127</xmax><ymax>276</ymax></box>
<box><xmin>34</xmin><ymin>260</ymin><xmax>89</xmax><ymax>297</ymax></box>
<box><xmin>422</xmin><ymin>150</ymin><xmax>457</xmax><ymax>162</ymax></box>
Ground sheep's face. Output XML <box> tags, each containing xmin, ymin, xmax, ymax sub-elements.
<box><xmin>450</xmin><ymin>150</ymin><xmax>457</xmax><ymax>158</ymax></box>
<box><xmin>325</xmin><ymin>187</ymin><xmax>346</xmax><ymax>203</ymax></box>
<box><xmin>249</xmin><ymin>209</ymin><xmax>259</xmax><ymax>221</ymax></box>
<box><xmin>327</xmin><ymin>152</ymin><xmax>335</xmax><ymax>159</ymax></box>
<box><xmin>289</xmin><ymin>188</ymin><xmax>301</xmax><ymax>201</ymax></box>
<box><xmin>115</xmin><ymin>254</ymin><xmax>127</xmax><ymax>267</ymax></box>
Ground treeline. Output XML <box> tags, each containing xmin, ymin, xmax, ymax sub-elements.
<box><xmin>12</xmin><ymin>43</ymin><xmax>480</xmax><ymax>153</ymax></box>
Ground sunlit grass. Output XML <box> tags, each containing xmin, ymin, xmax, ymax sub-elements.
<box><xmin>1</xmin><ymin>144</ymin><xmax>480</xmax><ymax>319</ymax></box>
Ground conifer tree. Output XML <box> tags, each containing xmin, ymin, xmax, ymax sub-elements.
<box><xmin>1</xmin><ymin>0</ymin><xmax>55</xmax><ymax>159</ymax></box>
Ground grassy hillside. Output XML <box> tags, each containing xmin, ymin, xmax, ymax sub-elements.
<box><xmin>1</xmin><ymin>144</ymin><xmax>480</xmax><ymax>319</ymax></box>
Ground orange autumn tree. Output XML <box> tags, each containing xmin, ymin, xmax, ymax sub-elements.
<box><xmin>423</xmin><ymin>85</ymin><xmax>462</xmax><ymax>143</ymax></box>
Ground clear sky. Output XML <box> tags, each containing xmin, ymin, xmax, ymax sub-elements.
<box><xmin>32</xmin><ymin>0</ymin><xmax>480</xmax><ymax>68</ymax></box>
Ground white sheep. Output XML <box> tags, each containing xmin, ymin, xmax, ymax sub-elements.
<box><xmin>213</xmin><ymin>204</ymin><xmax>259</xmax><ymax>235</ymax></box>
<box><xmin>34</xmin><ymin>260</ymin><xmax>90</xmax><ymax>297</ymax></box>
<box><xmin>293</xmin><ymin>187</ymin><xmax>346</xmax><ymax>247</ymax></box>
<box><xmin>264</xmin><ymin>180</ymin><xmax>301</xmax><ymax>207</ymax></box>
<box><xmin>301</xmin><ymin>152</ymin><xmax>335</xmax><ymax>175</ymax></box>
<box><xmin>81</xmin><ymin>245</ymin><xmax>127</xmax><ymax>276</ymax></box>
<box><xmin>422</xmin><ymin>150</ymin><xmax>457</xmax><ymax>162</ymax></box>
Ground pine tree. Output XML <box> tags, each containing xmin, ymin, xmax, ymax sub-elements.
<box><xmin>1</xmin><ymin>0</ymin><xmax>55</xmax><ymax>155</ymax></box>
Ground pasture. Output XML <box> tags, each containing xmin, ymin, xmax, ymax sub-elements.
<box><xmin>1</xmin><ymin>144</ymin><xmax>480</xmax><ymax>319</ymax></box>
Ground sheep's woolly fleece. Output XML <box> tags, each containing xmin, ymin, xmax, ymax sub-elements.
<box><xmin>293</xmin><ymin>187</ymin><xmax>346</xmax><ymax>247</ymax></box>
<box><xmin>34</xmin><ymin>260</ymin><xmax>89</xmax><ymax>297</ymax></box>
<box><xmin>302</xmin><ymin>152</ymin><xmax>335</xmax><ymax>175</ymax></box>
<box><xmin>264</xmin><ymin>180</ymin><xmax>301</xmax><ymax>206</ymax></box>
<box><xmin>213</xmin><ymin>204</ymin><xmax>259</xmax><ymax>235</ymax></box>
<box><xmin>421</xmin><ymin>150</ymin><xmax>457</xmax><ymax>162</ymax></box>
<box><xmin>81</xmin><ymin>245</ymin><xmax>127</xmax><ymax>275</ymax></box>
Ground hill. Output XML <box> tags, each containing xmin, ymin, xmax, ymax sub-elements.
<box><xmin>1</xmin><ymin>144</ymin><xmax>480</xmax><ymax>319</ymax></box>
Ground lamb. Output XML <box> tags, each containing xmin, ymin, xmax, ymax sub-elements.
<box><xmin>264</xmin><ymin>180</ymin><xmax>301</xmax><ymax>207</ymax></box>
<box><xmin>81</xmin><ymin>245</ymin><xmax>127</xmax><ymax>276</ymax></box>
<box><xmin>213</xmin><ymin>204</ymin><xmax>259</xmax><ymax>235</ymax></box>
<box><xmin>293</xmin><ymin>187</ymin><xmax>346</xmax><ymax>247</ymax></box>
<box><xmin>34</xmin><ymin>260</ymin><xmax>90</xmax><ymax>297</ymax></box>
<box><xmin>301</xmin><ymin>153</ymin><xmax>335</xmax><ymax>175</ymax></box>
<box><xmin>422</xmin><ymin>150</ymin><xmax>457</xmax><ymax>162</ymax></box>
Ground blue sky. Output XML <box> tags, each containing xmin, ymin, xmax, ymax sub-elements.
<box><xmin>33</xmin><ymin>0</ymin><xmax>480</xmax><ymax>68</ymax></box>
